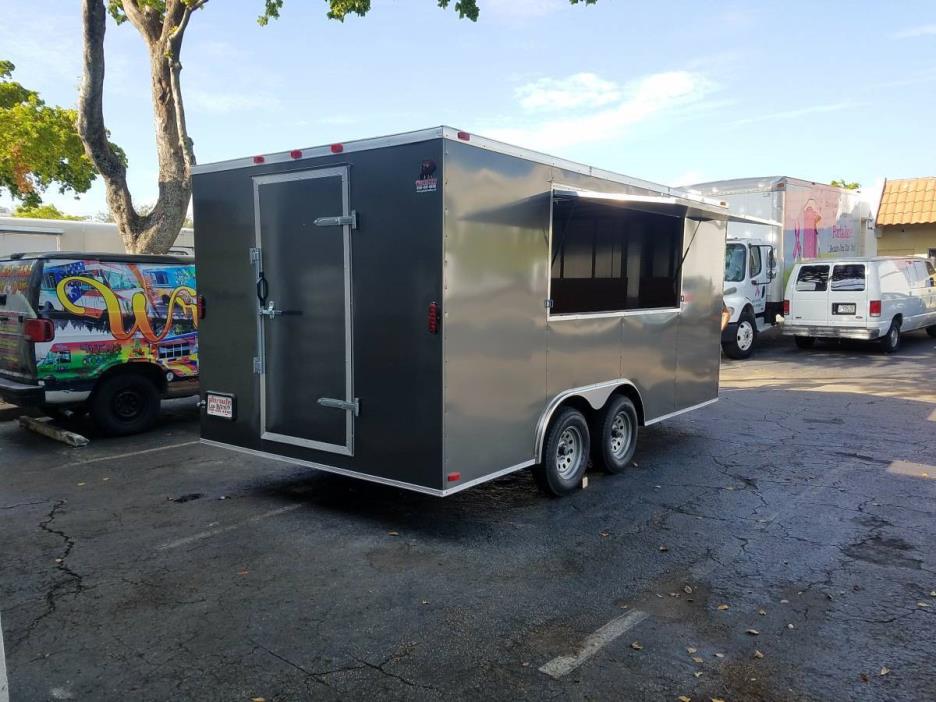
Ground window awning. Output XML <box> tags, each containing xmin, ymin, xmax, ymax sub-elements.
<box><xmin>553</xmin><ymin>186</ymin><xmax>686</xmax><ymax>218</ymax></box>
<box><xmin>553</xmin><ymin>186</ymin><xmax>782</xmax><ymax>227</ymax></box>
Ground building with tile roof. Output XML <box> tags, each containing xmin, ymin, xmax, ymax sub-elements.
<box><xmin>875</xmin><ymin>177</ymin><xmax>936</xmax><ymax>258</ymax></box>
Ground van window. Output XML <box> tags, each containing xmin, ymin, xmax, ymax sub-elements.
<box><xmin>794</xmin><ymin>265</ymin><xmax>829</xmax><ymax>292</ymax></box>
<box><xmin>927</xmin><ymin>261</ymin><xmax>936</xmax><ymax>287</ymax></box>
<box><xmin>749</xmin><ymin>246</ymin><xmax>762</xmax><ymax>278</ymax></box>
<box><xmin>725</xmin><ymin>244</ymin><xmax>746</xmax><ymax>282</ymax></box>
<box><xmin>550</xmin><ymin>198</ymin><xmax>683</xmax><ymax>315</ymax></box>
<box><xmin>830</xmin><ymin>264</ymin><xmax>865</xmax><ymax>291</ymax></box>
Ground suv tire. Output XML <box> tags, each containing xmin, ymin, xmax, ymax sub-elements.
<box><xmin>90</xmin><ymin>373</ymin><xmax>161</xmax><ymax>436</ymax></box>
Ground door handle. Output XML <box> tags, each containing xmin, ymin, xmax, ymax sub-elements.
<box><xmin>317</xmin><ymin>397</ymin><xmax>360</xmax><ymax>416</ymax></box>
<box><xmin>259</xmin><ymin>301</ymin><xmax>302</xmax><ymax>318</ymax></box>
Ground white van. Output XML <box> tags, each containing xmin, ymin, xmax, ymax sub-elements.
<box><xmin>782</xmin><ymin>257</ymin><xmax>936</xmax><ymax>352</ymax></box>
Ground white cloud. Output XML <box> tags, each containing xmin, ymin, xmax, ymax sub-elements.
<box><xmin>892</xmin><ymin>24</ymin><xmax>936</xmax><ymax>39</ymax></box>
<box><xmin>731</xmin><ymin>102</ymin><xmax>854</xmax><ymax>127</ymax></box>
<box><xmin>516</xmin><ymin>73</ymin><xmax>622</xmax><ymax>112</ymax></box>
<box><xmin>187</xmin><ymin>90</ymin><xmax>282</xmax><ymax>113</ymax></box>
<box><xmin>486</xmin><ymin>70</ymin><xmax>715</xmax><ymax>151</ymax></box>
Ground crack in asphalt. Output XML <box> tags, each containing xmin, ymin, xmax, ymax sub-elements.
<box><xmin>11</xmin><ymin>499</ymin><xmax>85</xmax><ymax>651</ymax></box>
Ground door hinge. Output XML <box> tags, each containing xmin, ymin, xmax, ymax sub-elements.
<box><xmin>545</xmin><ymin>298</ymin><xmax>555</xmax><ymax>309</ymax></box>
<box><xmin>314</xmin><ymin>210</ymin><xmax>357</xmax><ymax>230</ymax></box>
<box><xmin>249</xmin><ymin>247</ymin><xmax>261</xmax><ymax>264</ymax></box>
<box><xmin>253</xmin><ymin>357</ymin><xmax>263</xmax><ymax>374</ymax></box>
<box><xmin>317</xmin><ymin>397</ymin><xmax>360</xmax><ymax>416</ymax></box>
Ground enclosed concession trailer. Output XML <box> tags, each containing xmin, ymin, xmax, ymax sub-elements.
<box><xmin>192</xmin><ymin>127</ymin><xmax>736</xmax><ymax>497</ymax></box>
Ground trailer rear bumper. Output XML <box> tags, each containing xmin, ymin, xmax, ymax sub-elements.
<box><xmin>781</xmin><ymin>325</ymin><xmax>880</xmax><ymax>341</ymax></box>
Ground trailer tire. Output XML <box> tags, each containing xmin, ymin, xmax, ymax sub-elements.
<box><xmin>533</xmin><ymin>407</ymin><xmax>591</xmax><ymax>497</ymax></box>
<box><xmin>722</xmin><ymin>310</ymin><xmax>757</xmax><ymax>360</ymax></box>
<box><xmin>90</xmin><ymin>372</ymin><xmax>161</xmax><ymax>436</ymax></box>
<box><xmin>794</xmin><ymin>336</ymin><xmax>816</xmax><ymax>349</ymax></box>
<box><xmin>880</xmin><ymin>318</ymin><xmax>901</xmax><ymax>354</ymax></box>
<box><xmin>592</xmin><ymin>395</ymin><xmax>638</xmax><ymax>474</ymax></box>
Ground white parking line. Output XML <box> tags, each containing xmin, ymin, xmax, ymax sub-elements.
<box><xmin>156</xmin><ymin>504</ymin><xmax>303</xmax><ymax>551</ymax></box>
<box><xmin>538</xmin><ymin>609</ymin><xmax>649</xmax><ymax>679</ymax></box>
<box><xmin>69</xmin><ymin>440</ymin><xmax>200</xmax><ymax>467</ymax></box>
<box><xmin>0</xmin><ymin>610</ymin><xmax>9</xmax><ymax>702</ymax></box>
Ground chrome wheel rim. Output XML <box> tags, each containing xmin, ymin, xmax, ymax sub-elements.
<box><xmin>609</xmin><ymin>411</ymin><xmax>633</xmax><ymax>459</ymax></box>
<box><xmin>556</xmin><ymin>426</ymin><xmax>583</xmax><ymax>480</ymax></box>
<box><xmin>890</xmin><ymin>327</ymin><xmax>898</xmax><ymax>345</ymax></box>
<box><xmin>737</xmin><ymin>321</ymin><xmax>754</xmax><ymax>351</ymax></box>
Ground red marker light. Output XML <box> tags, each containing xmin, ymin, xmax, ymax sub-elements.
<box><xmin>427</xmin><ymin>302</ymin><xmax>440</xmax><ymax>334</ymax></box>
<box><xmin>457</xmin><ymin>131</ymin><xmax>470</xmax><ymax>141</ymax></box>
<box><xmin>330</xmin><ymin>143</ymin><xmax>344</xmax><ymax>154</ymax></box>
<box><xmin>197</xmin><ymin>295</ymin><xmax>207</xmax><ymax>321</ymax></box>
<box><xmin>24</xmin><ymin>318</ymin><xmax>54</xmax><ymax>343</ymax></box>
<box><xmin>289</xmin><ymin>149</ymin><xmax>302</xmax><ymax>159</ymax></box>
<box><xmin>447</xmin><ymin>472</ymin><xmax>461</xmax><ymax>482</ymax></box>
<box><xmin>252</xmin><ymin>155</ymin><xmax>265</xmax><ymax>164</ymax></box>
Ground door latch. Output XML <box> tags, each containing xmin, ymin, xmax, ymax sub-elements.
<box><xmin>259</xmin><ymin>300</ymin><xmax>281</xmax><ymax>318</ymax></box>
<box><xmin>314</xmin><ymin>211</ymin><xmax>358</xmax><ymax>229</ymax></box>
<box><xmin>317</xmin><ymin>397</ymin><xmax>360</xmax><ymax>416</ymax></box>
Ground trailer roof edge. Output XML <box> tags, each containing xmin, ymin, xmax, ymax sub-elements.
<box><xmin>191</xmin><ymin>125</ymin><xmax>725</xmax><ymax>210</ymax></box>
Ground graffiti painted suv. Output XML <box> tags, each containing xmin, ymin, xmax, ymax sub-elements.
<box><xmin>0</xmin><ymin>252</ymin><xmax>199</xmax><ymax>435</ymax></box>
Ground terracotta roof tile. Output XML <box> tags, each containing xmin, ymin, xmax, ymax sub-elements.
<box><xmin>877</xmin><ymin>177</ymin><xmax>936</xmax><ymax>226</ymax></box>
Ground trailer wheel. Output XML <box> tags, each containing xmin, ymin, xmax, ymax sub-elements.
<box><xmin>880</xmin><ymin>319</ymin><xmax>901</xmax><ymax>354</ymax></box>
<box><xmin>90</xmin><ymin>373</ymin><xmax>161</xmax><ymax>436</ymax></box>
<box><xmin>593</xmin><ymin>395</ymin><xmax>638</xmax><ymax>474</ymax></box>
<box><xmin>533</xmin><ymin>407</ymin><xmax>590</xmax><ymax>497</ymax></box>
<box><xmin>794</xmin><ymin>336</ymin><xmax>816</xmax><ymax>349</ymax></box>
<box><xmin>722</xmin><ymin>310</ymin><xmax>757</xmax><ymax>360</ymax></box>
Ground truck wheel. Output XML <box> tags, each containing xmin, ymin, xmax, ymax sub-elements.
<box><xmin>927</xmin><ymin>325</ymin><xmax>936</xmax><ymax>338</ymax></box>
<box><xmin>592</xmin><ymin>395</ymin><xmax>638</xmax><ymax>474</ymax></box>
<box><xmin>880</xmin><ymin>319</ymin><xmax>901</xmax><ymax>354</ymax></box>
<box><xmin>533</xmin><ymin>407</ymin><xmax>591</xmax><ymax>497</ymax></box>
<box><xmin>90</xmin><ymin>373</ymin><xmax>161</xmax><ymax>436</ymax></box>
<box><xmin>723</xmin><ymin>310</ymin><xmax>757</xmax><ymax>360</ymax></box>
<box><xmin>794</xmin><ymin>336</ymin><xmax>816</xmax><ymax>349</ymax></box>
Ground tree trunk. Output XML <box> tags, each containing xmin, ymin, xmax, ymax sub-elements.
<box><xmin>78</xmin><ymin>0</ymin><xmax>196</xmax><ymax>254</ymax></box>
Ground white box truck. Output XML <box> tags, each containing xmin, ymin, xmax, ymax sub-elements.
<box><xmin>688</xmin><ymin>177</ymin><xmax>877</xmax><ymax>358</ymax></box>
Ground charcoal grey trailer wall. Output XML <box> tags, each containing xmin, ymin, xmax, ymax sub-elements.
<box><xmin>440</xmin><ymin>140</ymin><xmax>725</xmax><ymax>486</ymax></box>
<box><xmin>193</xmin><ymin>138</ymin><xmax>447</xmax><ymax>491</ymax></box>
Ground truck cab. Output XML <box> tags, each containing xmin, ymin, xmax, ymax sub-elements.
<box><xmin>722</xmin><ymin>238</ymin><xmax>779</xmax><ymax>358</ymax></box>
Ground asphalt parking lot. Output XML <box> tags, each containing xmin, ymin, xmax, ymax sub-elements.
<box><xmin>2</xmin><ymin>331</ymin><xmax>935</xmax><ymax>701</ymax></box>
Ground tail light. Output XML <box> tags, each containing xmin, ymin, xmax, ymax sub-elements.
<box><xmin>197</xmin><ymin>295</ymin><xmax>207</xmax><ymax>320</ymax></box>
<box><xmin>24</xmin><ymin>318</ymin><xmax>54</xmax><ymax>342</ymax></box>
<box><xmin>783</xmin><ymin>299</ymin><xmax>790</xmax><ymax>315</ymax></box>
<box><xmin>869</xmin><ymin>300</ymin><xmax>882</xmax><ymax>317</ymax></box>
<box><xmin>447</xmin><ymin>471</ymin><xmax>461</xmax><ymax>482</ymax></box>
<box><xmin>427</xmin><ymin>302</ymin><xmax>440</xmax><ymax>334</ymax></box>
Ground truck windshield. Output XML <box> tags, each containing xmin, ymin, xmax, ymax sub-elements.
<box><xmin>725</xmin><ymin>244</ymin><xmax>746</xmax><ymax>282</ymax></box>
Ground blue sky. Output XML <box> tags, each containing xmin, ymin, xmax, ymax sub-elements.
<box><xmin>2</xmin><ymin>0</ymin><xmax>935</xmax><ymax>216</ymax></box>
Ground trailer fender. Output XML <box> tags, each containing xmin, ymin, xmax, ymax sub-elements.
<box><xmin>533</xmin><ymin>380</ymin><xmax>644</xmax><ymax>463</ymax></box>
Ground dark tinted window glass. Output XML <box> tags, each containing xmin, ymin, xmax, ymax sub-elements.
<box><xmin>551</xmin><ymin>198</ymin><xmax>683</xmax><ymax>315</ymax></box>
<box><xmin>831</xmin><ymin>264</ymin><xmax>865</xmax><ymax>291</ymax></box>
<box><xmin>795</xmin><ymin>265</ymin><xmax>829</xmax><ymax>292</ymax></box>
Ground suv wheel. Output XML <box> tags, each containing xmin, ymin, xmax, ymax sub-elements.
<box><xmin>90</xmin><ymin>373</ymin><xmax>161</xmax><ymax>436</ymax></box>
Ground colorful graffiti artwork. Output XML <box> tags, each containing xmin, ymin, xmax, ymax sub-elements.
<box><xmin>34</xmin><ymin>260</ymin><xmax>198</xmax><ymax>383</ymax></box>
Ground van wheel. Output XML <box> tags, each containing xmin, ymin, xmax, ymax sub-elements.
<box><xmin>794</xmin><ymin>336</ymin><xmax>816</xmax><ymax>349</ymax></box>
<box><xmin>533</xmin><ymin>407</ymin><xmax>591</xmax><ymax>497</ymax></box>
<box><xmin>723</xmin><ymin>310</ymin><xmax>757</xmax><ymax>359</ymax></box>
<box><xmin>880</xmin><ymin>319</ymin><xmax>901</xmax><ymax>354</ymax></box>
<box><xmin>593</xmin><ymin>395</ymin><xmax>638</xmax><ymax>474</ymax></box>
<box><xmin>927</xmin><ymin>325</ymin><xmax>936</xmax><ymax>338</ymax></box>
<box><xmin>90</xmin><ymin>373</ymin><xmax>161</xmax><ymax>436</ymax></box>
